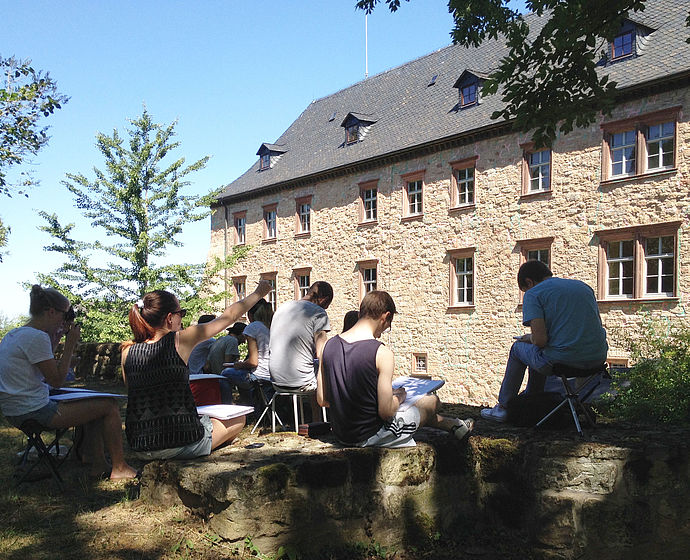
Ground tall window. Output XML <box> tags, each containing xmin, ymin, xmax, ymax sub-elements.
<box><xmin>450</xmin><ymin>156</ymin><xmax>478</xmax><ymax>208</ymax></box>
<box><xmin>233</xmin><ymin>212</ymin><xmax>246</xmax><ymax>245</ymax></box>
<box><xmin>607</xmin><ymin>240</ymin><xmax>634</xmax><ymax>298</ymax></box>
<box><xmin>293</xmin><ymin>268</ymin><xmax>311</xmax><ymax>299</ymax></box>
<box><xmin>295</xmin><ymin>196</ymin><xmax>312</xmax><ymax>236</ymax></box>
<box><xmin>263</xmin><ymin>204</ymin><xmax>277</xmax><ymax>240</ymax></box>
<box><xmin>261</xmin><ymin>273</ymin><xmax>277</xmax><ymax>311</ymax></box>
<box><xmin>401</xmin><ymin>170</ymin><xmax>425</xmax><ymax>218</ymax></box>
<box><xmin>610</xmin><ymin>130</ymin><xmax>636</xmax><ymax>177</ymax></box>
<box><xmin>524</xmin><ymin>148</ymin><xmax>551</xmax><ymax>193</ymax></box>
<box><xmin>260</xmin><ymin>153</ymin><xmax>270</xmax><ymax>170</ymax></box>
<box><xmin>602</xmin><ymin>107</ymin><xmax>679</xmax><ymax>181</ymax></box>
<box><xmin>361</xmin><ymin>186</ymin><xmax>377</xmax><ymax>222</ymax></box>
<box><xmin>233</xmin><ymin>277</ymin><xmax>246</xmax><ymax>302</ymax></box>
<box><xmin>358</xmin><ymin>260</ymin><xmax>378</xmax><ymax>301</ymax></box>
<box><xmin>596</xmin><ymin>222</ymin><xmax>679</xmax><ymax>300</ymax></box>
<box><xmin>448</xmin><ymin>249</ymin><xmax>475</xmax><ymax>307</ymax></box>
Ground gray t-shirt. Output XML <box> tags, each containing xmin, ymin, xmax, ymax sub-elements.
<box><xmin>269</xmin><ymin>299</ymin><xmax>331</xmax><ymax>387</ymax></box>
<box><xmin>187</xmin><ymin>338</ymin><xmax>215</xmax><ymax>375</ymax></box>
<box><xmin>206</xmin><ymin>335</ymin><xmax>240</xmax><ymax>374</ymax></box>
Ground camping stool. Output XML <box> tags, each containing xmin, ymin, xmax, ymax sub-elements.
<box><xmin>251</xmin><ymin>384</ymin><xmax>327</xmax><ymax>434</ymax></box>
<box><xmin>535</xmin><ymin>362</ymin><xmax>608</xmax><ymax>437</ymax></box>
<box><xmin>16</xmin><ymin>419</ymin><xmax>70</xmax><ymax>490</ymax></box>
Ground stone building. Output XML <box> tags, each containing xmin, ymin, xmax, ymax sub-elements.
<box><xmin>209</xmin><ymin>0</ymin><xmax>690</xmax><ymax>405</ymax></box>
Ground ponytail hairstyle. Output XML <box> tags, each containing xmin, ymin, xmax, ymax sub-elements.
<box><xmin>251</xmin><ymin>298</ymin><xmax>273</xmax><ymax>328</ymax></box>
<box><xmin>123</xmin><ymin>290</ymin><xmax>180</xmax><ymax>348</ymax></box>
<box><xmin>29</xmin><ymin>285</ymin><xmax>70</xmax><ymax>317</ymax></box>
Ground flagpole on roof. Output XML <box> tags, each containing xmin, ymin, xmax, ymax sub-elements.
<box><xmin>365</xmin><ymin>14</ymin><xmax>369</xmax><ymax>79</ymax></box>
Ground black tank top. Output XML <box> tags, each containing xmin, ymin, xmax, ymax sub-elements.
<box><xmin>124</xmin><ymin>332</ymin><xmax>204</xmax><ymax>451</ymax></box>
<box><xmin>321</xmin><ymin>335</ymin><xmax>383</xmax><ymax>445</ymax></box>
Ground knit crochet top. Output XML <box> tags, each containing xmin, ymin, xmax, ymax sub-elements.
<box><xmin>124</xmin><ymin>331</ymin><xmax>204</xmax><ymax>451</ymax></box>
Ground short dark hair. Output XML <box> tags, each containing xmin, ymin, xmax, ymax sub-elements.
<box><xmin>227</xmin><ymin>322</ymin><xmax>246</xmax><ymax>335</ymax></box>
<box><xmin>517</xmin><ymin>260</ymin><xmax>553</xmax><ymax>289</ymax></box>
<box><xmin>342</xmin><ymin>310</ymin><xmax>359</xmax><ymax>332</ymax></box>
<box><xmin>305</xmin><ymin>281</ymin><xmax>334</xmax><ymax>307</ymax></box>
<box><xmin>197</xmin><ymin>314</ymin><xmax>216</xmax><ymax>324</ymax></box>
<box><xmin>359</xmin><ymin>290</ymin><xmax>396</xmax><ymax>320</ymax></box>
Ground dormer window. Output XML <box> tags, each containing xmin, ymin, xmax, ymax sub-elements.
<box><xmin>461</xmin><ymin>83</ymin><xmax>478</xmax><ymax>107</ymax></box>
<box><xmin>346</xmin><ymin>124</ymin><xmax>359</xmax><ymax>144</ymax></box>
<box><xmin>612</xmin><ymin>30</ymin><xmax>634</xmax><ymax>60</ymax></box>
<box><xmin>340</xmin><ymin>112</ymin><xmax>376</xmax><ymax>146</ymax></box>
<box><xmin>607</xmin><ymin>20</ymin><xmax>654</xmax><ymax>64</ymax></box>
<box><xmin>453</xmin><ymin>70</ymin><xmax>488</xmax><ymax>110</ymax></box>
<box><xmin>256</xmin><ymin>143</ymin><xmax>287</xmax><ymax>172</ymax></box>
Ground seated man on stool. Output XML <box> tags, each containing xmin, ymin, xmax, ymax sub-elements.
<box><xmin>318</xmin><ymin>290</ymin><xmax>473</xmax><ymax>447</ymax></box>
<box><xmin>481</xmin><ymin>260</ymin><xmax>608</xmax><ymax>422</ymax></box>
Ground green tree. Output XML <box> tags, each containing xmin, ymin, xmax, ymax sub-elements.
<box><xmin>38</xmin><ymin>108</ymin><xmax>233</xmax><ymax>342</ymax></box>
<box><xmin>0</xmin><ymin>56</ymin><xmax>68</xmax><ymax>258</ymax></box>
<box><xmin>356</xmin><ymin>1</ymin><xmax>689</xmax><ymax>148</ymax></box>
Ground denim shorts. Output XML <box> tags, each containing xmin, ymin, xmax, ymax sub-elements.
<box><xmin>132</xmin><ymin>415</ymin><xmax>213</xmax><ymax>460</ymax></box>
<box><xmin>5</xmin><ymin>401</ymin><xmax>59</xmax><ymax>429</ymax></box>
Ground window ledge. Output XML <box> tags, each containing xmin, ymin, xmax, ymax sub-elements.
<box><xmin>450</xmin><ymin>203</ymin><xmax>476</xmax><ymax>214</ymax></box>
<box><xmin>597</xmin><ymin>297</ymin><xmax>679</xmax><ymax>304</ymax></box>
<box><xmin>234</xmin><ymin>242</ymin><xmax>246</xmax><ymax>247</ymax></box>
<box><xmin>519</xmin><ymin>189</ymin><xmax>552</xmax><ymax>201</ymax></box>
<box><xmin>358</xmin><ymin>220</ymin><xmax>378</xmax><ymax>228</ymax></box>
<box><xmin>262</xmin><ymin>238</ymin><xmax>277</xmax><ymax>245</ymax></box>
<box><xmin>447</xmin><ymin>304</ymin><xmax>475</xmax><ymax>312</ymax></box>
<box><xmin>294</xmin><ymin>232</ymin><xmax>311</xmax><ymax>239</ymax></box>
<box><xmin>600</xmin><ymin>168</ymin><xmax>677</xmax><ymax>187</ymax></box>
<box><xmin>401</xmin><ymin>214</ymin><xmax>424</xmax><ymax>223</ymax></box>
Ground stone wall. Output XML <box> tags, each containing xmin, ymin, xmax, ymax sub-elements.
<box><xmin>68</xmin><ymin>342</ymin><xmax>122</xmax><ymax>381</ymax></box>
<box><xmin>208</xmin><ymin>87</ymin><xmax>690</xmax><ymax>405</ymax></box>
<box><xmin>140</xmin><ymin>425</ymin><xmax>690</xmax><ymax>559</ymax></box>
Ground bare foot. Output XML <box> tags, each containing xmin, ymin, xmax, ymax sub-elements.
<box><xmin>109</xmin><ymin>464</ymin><xmax>140</xmax><ymax>480</ymax></box>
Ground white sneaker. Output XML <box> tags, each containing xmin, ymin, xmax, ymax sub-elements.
<box><xmin>480</xmin><ymin>404</ymin><xmax>507</xmax><ymax>422</ymax></box>
<box><xmin>451</xmin><ymin>418</ymin><xmax>474</xmax><ymax>440</ymax></box>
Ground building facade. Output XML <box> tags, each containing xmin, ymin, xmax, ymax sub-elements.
<box><xmin>209</xmin><ymin>1</ymin><xmax>690</xmax><ymax>405</ymax></box>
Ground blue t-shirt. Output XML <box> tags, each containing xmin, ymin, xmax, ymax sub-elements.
<box><xmin>522</xmin><ymin>277</ymin><xmax>608</xmax><ymax>365</ymax></box>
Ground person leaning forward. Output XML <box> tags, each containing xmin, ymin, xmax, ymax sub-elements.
<box><xmin>481</xmin><ymin>260</ymin><xmax>608</xmax><ymax>422</ymax></box>
<box><xmin>318</xmin><ymin>290</ymin><xmax>473</xmax><ymax>448</ymax></box>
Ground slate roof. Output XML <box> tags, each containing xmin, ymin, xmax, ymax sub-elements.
<box><xmin>218</xmin><ymin>0</ymin><xmax>690</xmax><ymax>203</ymax></box>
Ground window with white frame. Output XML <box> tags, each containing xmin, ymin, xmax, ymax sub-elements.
<box><xmin>363</xmin><ymin>267</ymin><xmax>377</xmax><ymax>293</ymax></box>
<box><xmin>413</xmin><ymin>353</ymin><xmax>428</xmax><ymax>376</ymax></box>
<box><xmin>407</xmin><ymin>180</ymin><xmax>423</xmax><ymax>215</ymax></box>
<box><xmin>261</xmin><ymin>273</ymin><xmax>277</xmax><ymax>310</ymax></box>
<box><xmin>361</xmin><ymin>185</ymin><xmax>377</xmax><ymax>222</ymax></box>
<box><xmin>596</xmin><ymin>222</ymin><xmax>679</xmax><ymax>301</ymax></box>
<box><xmin>263</xmin><ymin>205</ymin><xmax>277</xmax><ymax>240</ymax></box>
<box><xmin>233</xmin><ymin>212</ymin><xmax>246</xmax><ymax>245</ymax></box>
<box><xmin>449</xmin><ymin>249</ymin><xmax>475</xmax><ymax>307</ymax></box>
<box><xmin>233</xmin><ymin>277</ymin><xmax>246</xmax><ymax>302</ymax></box>
<box><xmin>294</xmin><ymin>269</ymin><xmax>311</xmax><ymax>299</ymax></box>
<box><xmin>295</xmin><ymin>196</ymin><xmax>312</xmax><ymax>235</ymax></box>
<box><xmin>527</xmin><ymin>248</ymin><xmax>550</xmax><ymax>265</ymax></box>
<box><xmin>358</xmin><ymin>260</ymin><xmax>378</xmax><ymax>301</ymax></box>
<box><xmin>601</xmin><ymin>107</ymin><xmax>679</xmax><ymax>181</ymax></box>
<box><xmin>450</xmin><ymin>156</ymin><xmax>478</xmax><ymax>208</ymax></box>
<box><xmin>527</xmin><ymin>149</ymin><xmax>551</xmax><ymax>192</ymax></box>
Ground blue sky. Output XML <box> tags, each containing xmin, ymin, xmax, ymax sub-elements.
<box><xmin>1</xmin><ymin>1</ymin><xmax>524</xmax><ymax>319</ymax></box>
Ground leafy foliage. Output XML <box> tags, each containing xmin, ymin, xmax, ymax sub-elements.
<box><xmin>356</xmin><ymin>1</ymin><xmax>688</xmax><ymax>148</ymax></box>
<box><xmin>0</xmin><ymin>56</ymin><xmax>68</xmax><ymax>195</ymax></box>
<box><xmin>0</xmin><ymin>56</ymin><xmax>68</xmax><ymax>256</ymax></box>
<box><xmin>609</xmin><ymin>319</ymin><xmax>690</xmax><ymax>425</ymax></box>
<box><xmin>0</xmin><ymin>312</ymin><xmax>28</xmax><ymax>340</ymax></box>
<box><xmin>37</xmin><ymin>108</ymin><xmax>244</xmax><ymax>342</ymax></box>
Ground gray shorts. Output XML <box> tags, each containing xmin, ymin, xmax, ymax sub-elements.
<box><xmin>5</xmin><ymin>401</ymin><xmax>59</xmax><ymax>429</ymax></box>
<box><xmin>358</xmin><ymin>405</ymin><xmax>421</xmax><ymax>449</ymax></box>
<box><xmin>133</xmin><ymin>415</ymin><xmax>214</xmax><ymax>460</ymax></box>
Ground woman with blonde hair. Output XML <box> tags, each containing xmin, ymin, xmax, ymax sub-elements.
<box><xmin>0</xmin><ymin>285</ymin><xmax>138</xmax><ymax>479</ymax></box>
<box><xmin>122</xmin><ymin>281</ymin><xmax>271</xmax><ymax>460</ymax></box>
